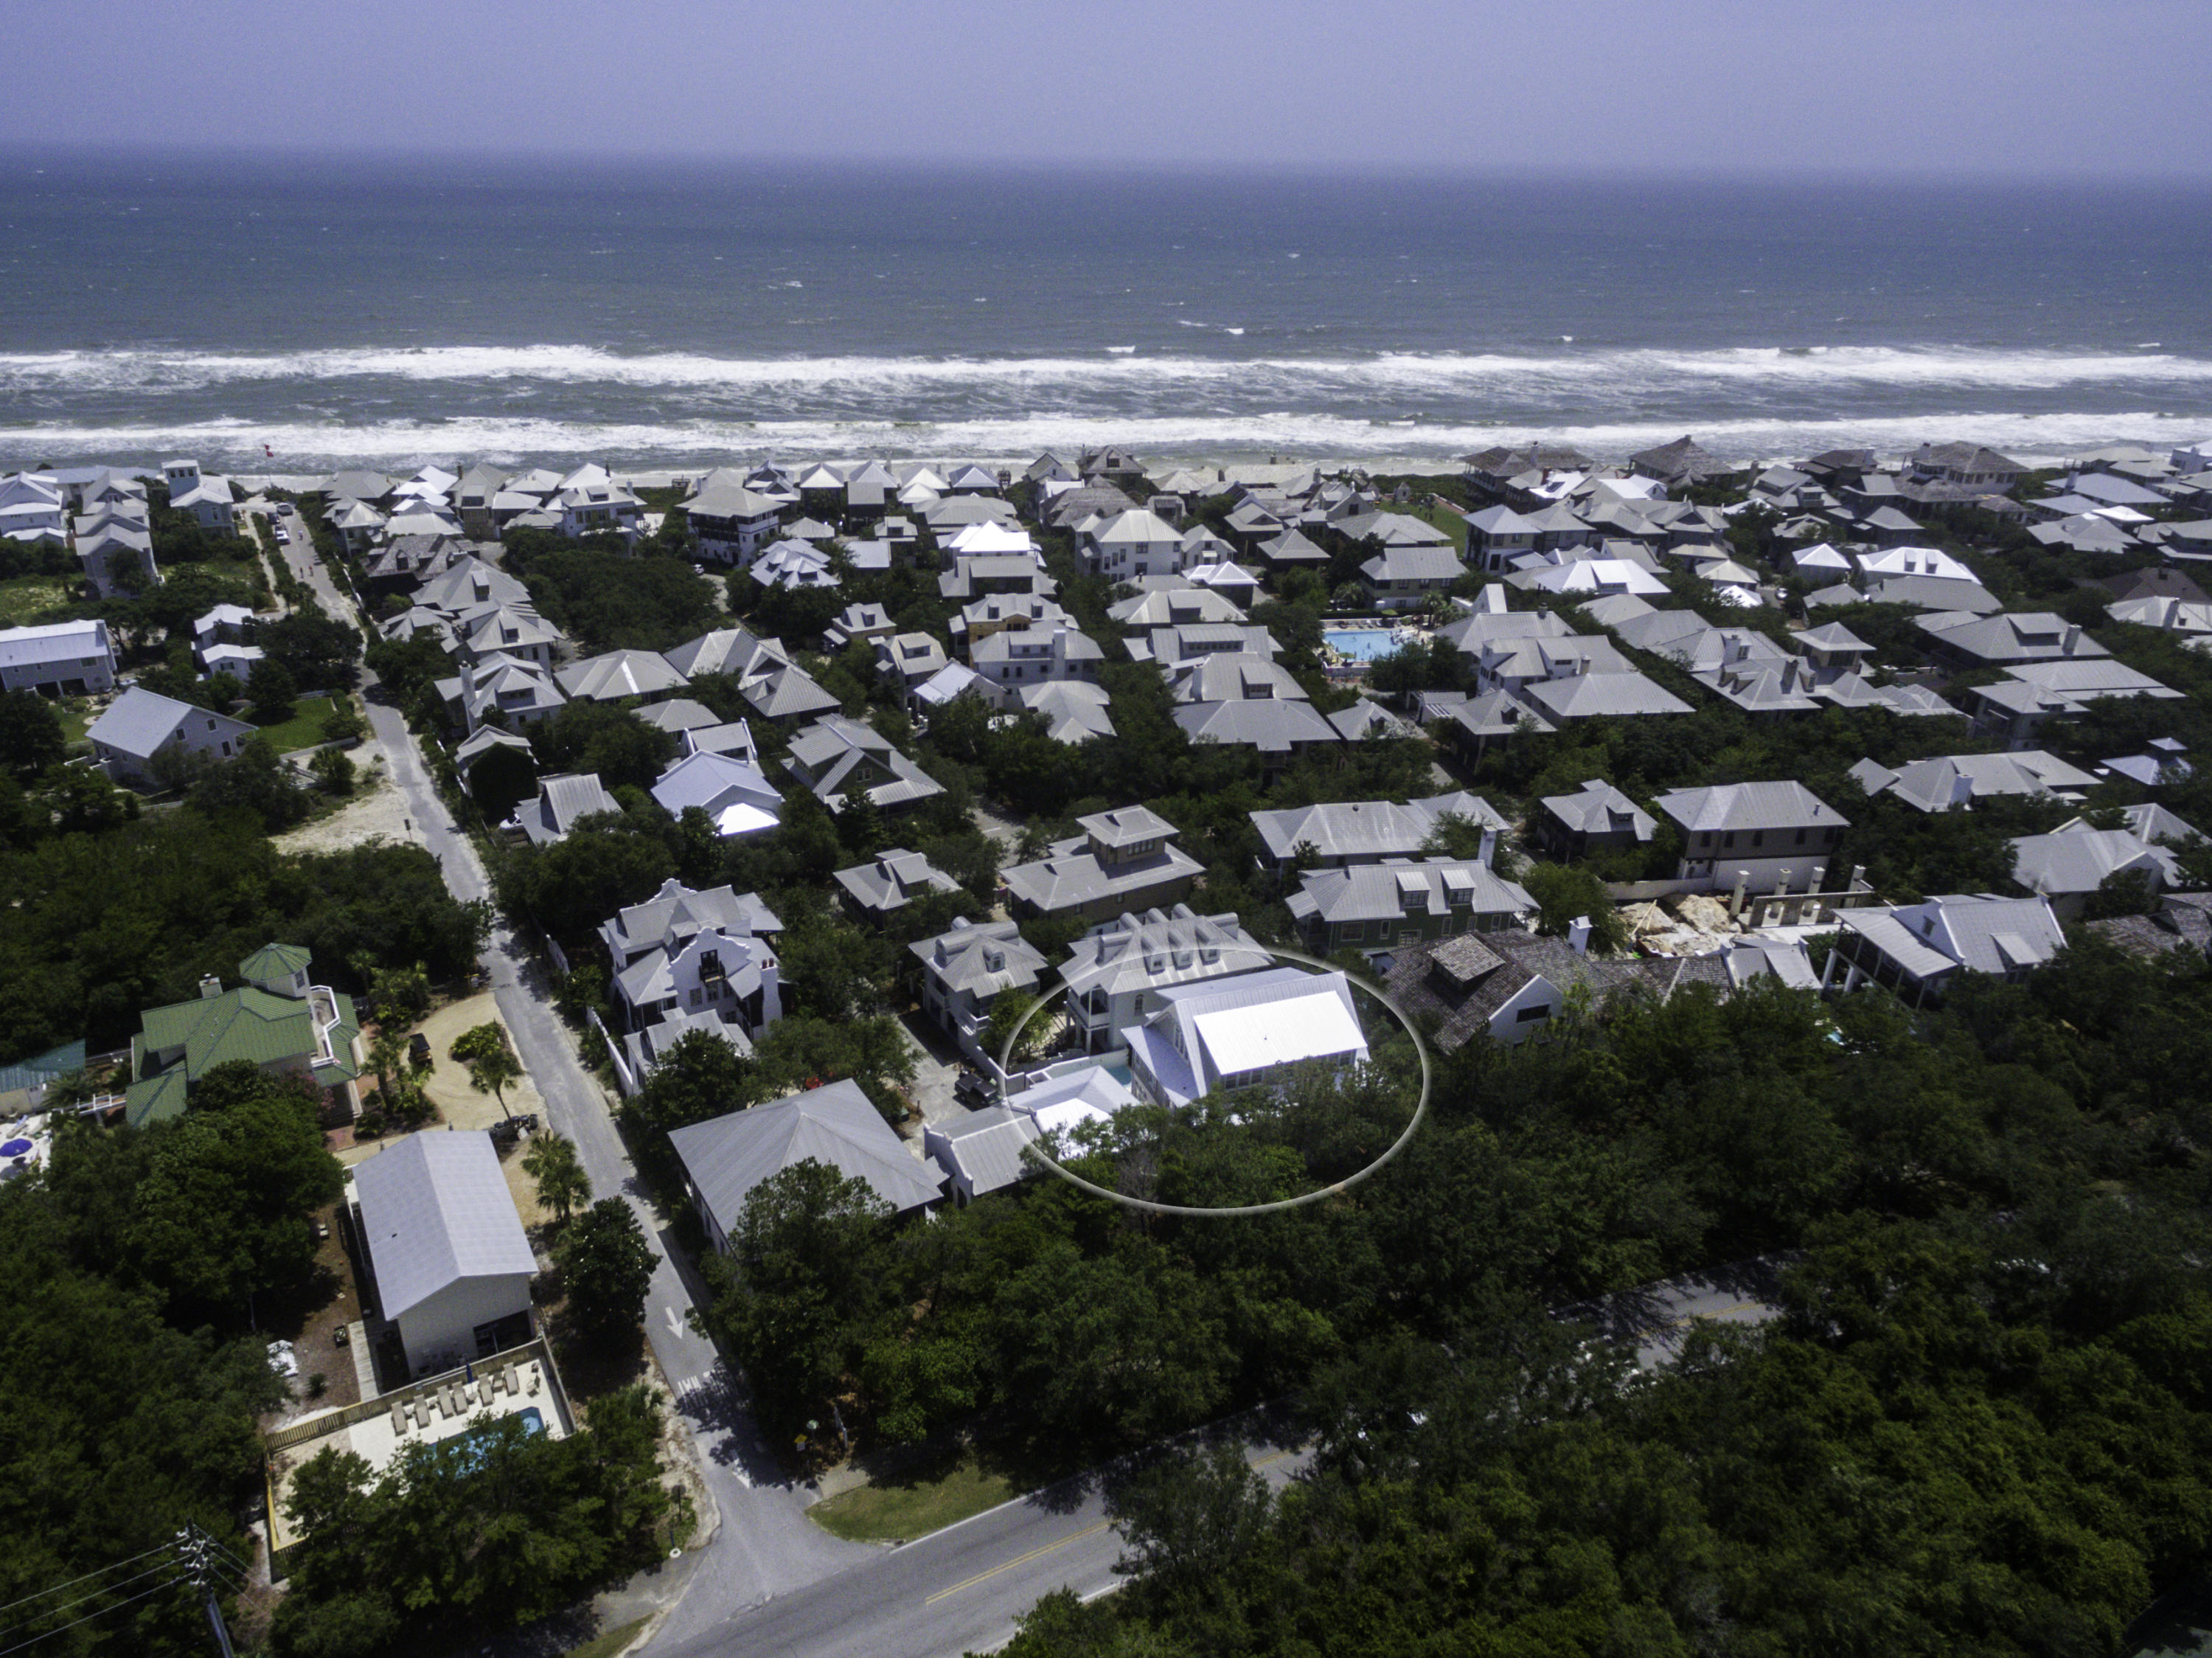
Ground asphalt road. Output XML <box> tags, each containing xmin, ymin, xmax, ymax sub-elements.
<box><xmin>653</xmin><ymin>1439</ymin><xmax>1311</xmax><ymax>1658</ymax></box>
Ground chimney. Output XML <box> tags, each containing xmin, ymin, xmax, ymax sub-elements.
<box><xmin>1568</xmin><ymin>916</ymin><xmax>1593</xmax><ymax>957</ymax></box>
<box><xmin>198</xmin><ymin>974</ymin><xmax>223</xmax><ymax>999</ymax></box>
<box><xmin>1479</xmin><ymin>827</ymin><xmax>1498</xmax><ymax>869</ymax></box>
<box><xmin>2062</xmin><ymin>624</ymin><xmax>2081</xmax><ymax>655</ymax></box>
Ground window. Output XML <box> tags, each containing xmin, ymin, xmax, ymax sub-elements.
<box><xmin>1751</xmin><ymin>831</ymin><xmax>1764</xmax><ymax>848</ymax></box>
<box><xmin>1514</xmin><ymin>1004</ymin><xmax>1551</xmax><ymax>1023</ymax></box>
<box><xmin>1795</xmin><ymin>828</ymin><xmax>1807</xmax><ymax>845</ymax></box>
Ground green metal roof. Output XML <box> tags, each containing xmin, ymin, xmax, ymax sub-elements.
<box><xmin>239</xmin><ymin>942</ymin><xmax>312</xmax><ymax>981</ymax></box>
<box><xmin>315</xmin><ymin>991</ymin><xmax>363</xmax><ymax>1083</ymax></box>
<box><xmin>125</xmin><ymin>1068</ymin><xmax>189</xmax><ymax>1129</ymax></box>
<box><xmin>0</xmin><ymin>1039</ymin><xmax>84</xmax><ymax>1094</ymax></box>
<box><xmin>137</xmin><ymin>987</ymin><xmax>320</xmax><ymax>1076</ymax></box>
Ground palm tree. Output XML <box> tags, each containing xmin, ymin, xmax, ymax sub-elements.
<box><xmin>451</xmin><ymin>1021</ymin><xmax>522</xmax><ymax>1118</ymax></box>
<box><xmin>521</xmin><ymin>1132</ymin><xmax>591</xmax><ymax>1227</ymax></box>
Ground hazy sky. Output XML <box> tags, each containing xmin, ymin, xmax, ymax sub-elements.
<box><xmin>2</xmin><ymin>0</ymin><xmax>2206</xmax><ymax>177</ymax></box>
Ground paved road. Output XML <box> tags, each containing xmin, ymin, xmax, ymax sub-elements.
<box><xmin>653</xmin><ymin>1439</ymin><xmax>1309</xmax><ymax>1658</ymax></box>
<box><xmin>1558</xmin><ymin>1256</ymin><xmax>1792</xmax><ymax>1370</ymax></box>
<box><xmin>256</xmin><ymin>505</ymin><xmax>873</xmax><ymax>1617</ymax></box>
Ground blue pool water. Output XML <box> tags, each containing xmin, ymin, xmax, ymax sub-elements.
<box><xmin>1324</xmin><ymin>628</ymin><xmax>1405</xmax><ymax>662</ymax></box>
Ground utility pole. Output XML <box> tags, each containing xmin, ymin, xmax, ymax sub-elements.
<box><xmin>173</xmin><ymin>1525</ymin><xmax>237</xmax><ymax>1658</ymax></box>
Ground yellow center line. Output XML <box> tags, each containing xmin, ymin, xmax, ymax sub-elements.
<box><xmin>925</xmin><ymin>1521</ymin><xmax>1111</xmax><ymax>1605</ymax></box>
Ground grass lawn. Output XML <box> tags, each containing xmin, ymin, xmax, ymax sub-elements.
<box><xmin>807</xmin><ymin>1450</ymin><xmax>1016</xmax><ymax>1543</ymax></box>
<box><xmin>252</xmin><ymin>694</ymin><xmax>338</xmax><ymax>754</ymax></box>
<box><xmin>1407</xmin><ymin>500</ymin><xmax>1470</xmax><ymax>552</ymax></box>
<box><xmin>56</xmin><ymin>699</ymin><xmax>92</xmax><ymax>746</ymax></box>
<box><xmin>0</xmin><ymin>574</ymin><xmax>83</xmax><ymax>628</ymax></box>
<box><xmin>561</xmin><ymin>1617</ymin><xmax>651</xmax><ymax>1658</ymax></box>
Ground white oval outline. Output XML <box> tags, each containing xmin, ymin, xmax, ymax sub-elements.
<box><xmin>996</xmin><ymin>940</ymin><xmax>1432</xmax><ymax>1218</ymax></box>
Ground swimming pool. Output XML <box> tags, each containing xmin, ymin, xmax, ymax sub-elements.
<box><xmin>1324</xmin><ymin>628</ymin><xmax>1405</xmax><ymax>662</ymax></box>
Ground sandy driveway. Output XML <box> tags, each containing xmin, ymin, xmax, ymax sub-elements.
<box><xmin>274</xmin><ymin>755</ymin><xmax>431</xmax><ymax>856</ymax></box>
<box><xmin>410</xmin><ymin>992</ymin><xmax>548</xmax><ymax>1129</ymax></box>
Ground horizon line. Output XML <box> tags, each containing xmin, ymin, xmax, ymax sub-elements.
<box><xmin>2</xmin><ymin>139</ymin><xmax>2209</xmax><ymax>191</ymax></box>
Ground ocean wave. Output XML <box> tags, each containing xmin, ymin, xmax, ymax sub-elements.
<box><xmin>1</xmin><ymin>409</ymin><xmax>2205</xmax><ymax>470</ymax></box>
<box><xmin>4</xmin><ymin>342</ymin><xmax>2212</xmax><ymax>399</ymax></box>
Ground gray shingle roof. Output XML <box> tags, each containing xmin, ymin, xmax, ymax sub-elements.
<box><xmin>87</xmin><ymin>686</ymin><xmax>253</xmax><ymax>760</ymax></box>
<box><xmin>670</xmin><ymin>1080</ymin><xmax>943</xmax><ymax>1234</ymax></box>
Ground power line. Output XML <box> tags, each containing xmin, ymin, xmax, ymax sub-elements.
<box><xmin>0</xmin><ymin>1543</ymin><xmax>178</xmax><ymax>1621</ymax></box>
<box><xmin>0</xmin><ymin>1575</ymin><xmax>189</xmax><ymax>1657</ymax></box>
<box><xmin>1</xmin><ymin>1563</ymin><xmax>181</xmax><ymax>1633</ymax></box>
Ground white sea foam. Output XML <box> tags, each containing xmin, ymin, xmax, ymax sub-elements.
<box><xmin>2</xmin><ymin>408</ymin><xmax>2205</xmax><ymax>470</ymax></box>
<box><xmin>2</xmin><ymin>342</ymin><xmax>2210</xmax><ymax>400</ymax></box>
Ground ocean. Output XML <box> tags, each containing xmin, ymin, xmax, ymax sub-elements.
<box><xmin>1</xmin><ymin>153</ymin><xmax>2208</xmax><ymax>472</ymax></box>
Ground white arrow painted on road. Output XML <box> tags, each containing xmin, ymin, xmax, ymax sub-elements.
<box><xmin>665</xmin><ymin>1306</ymin><xmax>687</xmax><ymax>1339</ymax></box>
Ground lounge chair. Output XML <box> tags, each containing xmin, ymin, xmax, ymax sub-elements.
<box><xmin>390</xmin><ymin>1401</ymin><xmax>408</xmax><ymax>1435</ymax></box>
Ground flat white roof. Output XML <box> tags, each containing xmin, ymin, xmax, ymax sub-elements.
<box><xmin>1194</xmin><ymin>990</ymin><xmax>1368</xmax><ymax>1076</ymax></box>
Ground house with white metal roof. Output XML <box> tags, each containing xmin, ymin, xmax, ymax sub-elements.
<box><xmin>1015</xmin><ymin>679</ymin><xmax>1117</xmax><ymax>744</ymax></box>
<box><xmin>1360</xmin><ymin>545</ymin><xmax>1466</xmax><ymax>610</ymax></box>
<box><xmin>1966</xmin><ymin>660</ymin><xmax>2184</xmax><ymax>748</ymax></box>
<box><xmin>1079</xmin><ymin>508</ymin><xmax>1186</xmax><ymax>580</ymax></box>
<box><xmin>1847</xmin><ymin>750</ymin><xmax>2097</xmax><ymax>814</ymax></box>
<box><xmin>352</xmin><ymin>1132</ymin><xmax>537</xmax><ymax>1377</ymax></box>
<box><xmin>783</xmin><ymin>715</ymin><xmax>945</xmax><ymax>814</ymax></box>
<box><xmin>1250</xmin><ymin>791</ymin><xmax>1506</xmax><ymax>877</ymax></box>
<box><xmin>506</xmin><ymin>772</ymin><xmax>622</xmax><ymax>846</ymax></box>
<box><xmin>1916</xmin><ymin>611</ymin><xmax>2109</xmax><ymax>669</ymax></box>
<box><xmin>649</xmin><ymin>750</ymin><xmax>782</xmax><ymax>839</ymax></box>
<box><xmin>436</xmin><ymin>653</ymin><xmax>568</xmax><ymax>732</ymax></box>
<box><xmin>1286</xmin><ymin>858</ymin><xmax>1537</xmax><ymax>954</ymax></box>
<box><xmin>1536</xmin><ymin>779</ymin><xmax>1658</xmax><ymax>862</ymax></box>
<box><xmin>599</xmin><ymin>877</ymin><xmax>782</xmax><ymax>1038</ymax></box>
<box><xmin>911</xmin><ymin>918</ymin><xmax>1049</xmax><ymax>1067</ymax></box>
<box><xmin>1003</xmin><ymin>808</ymin><xmax>1206</xmax><ymax>925</ymax></box>
<box><xmin>663</xmin><ymin>627</ymin><xmax>842</xmax><ymax>727</ymax></box>
<box><xmin>557</xmin><ymin>648</ymin><xmax>689</xmax><ymax>705</ymax></box>
<box><xmin>1823</xmin><ymin>894</ymin><xmax>2067</xmax><ymax>1007</ymax></box>
<box><xmin>1519</xmin><ymin>671</ymin><xmax>1696</xmax><ymax>724</ymax></box>
<box><xmin>1126</xmin><ymin>965</ymin><xmax>1370</xmax><ymax>1109</ymax></box>
<box><xmin>835</xmin><ymin>848</ymin><xmax>962</xmax><ymax>926</ymax></box>
<box><xmin>2011</xmin><ymin>826</ymin><xmax>2178</xmax><ymax>920</ymax></box>
<box><xmin>1057</xmin><ymin>906</ymin><xmax>1272</xmax><ymax>1055</ymax></box>
<box><xmin>970</xmin><ymin>625</ymin><xmax>1102</xmax><ymax>707</ymax></box>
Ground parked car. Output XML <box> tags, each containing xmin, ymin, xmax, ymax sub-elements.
<box><xmin>953</xmin><ymin>1069</ymin><xmax>995</xmax><ymax>1107</ymax></box>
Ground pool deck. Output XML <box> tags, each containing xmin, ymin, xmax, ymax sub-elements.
<box><xmin>1322</xmin><ymin>620</ymin><xmax>1434</xmax><ymax>665</ymax></box>
<box><xmin>263</xmin><ymin>1336</ymin><xmax>572</xmax><ymax>1555</ymax></box>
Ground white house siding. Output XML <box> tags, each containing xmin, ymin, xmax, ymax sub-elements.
<box><xmin>1487</xmin><ymin>977</ymin><xmax>1565</xmax><ymax>1045</ymax></box>
<box><xmin>393</xmin><ymin>1272</ymin><xmax>536</xmax><ymax>1376</ymax></box>
<box><xmin>0</xmin><ymin>622</ymin><xmax>114</xmax><ymax>695</ymax></box>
